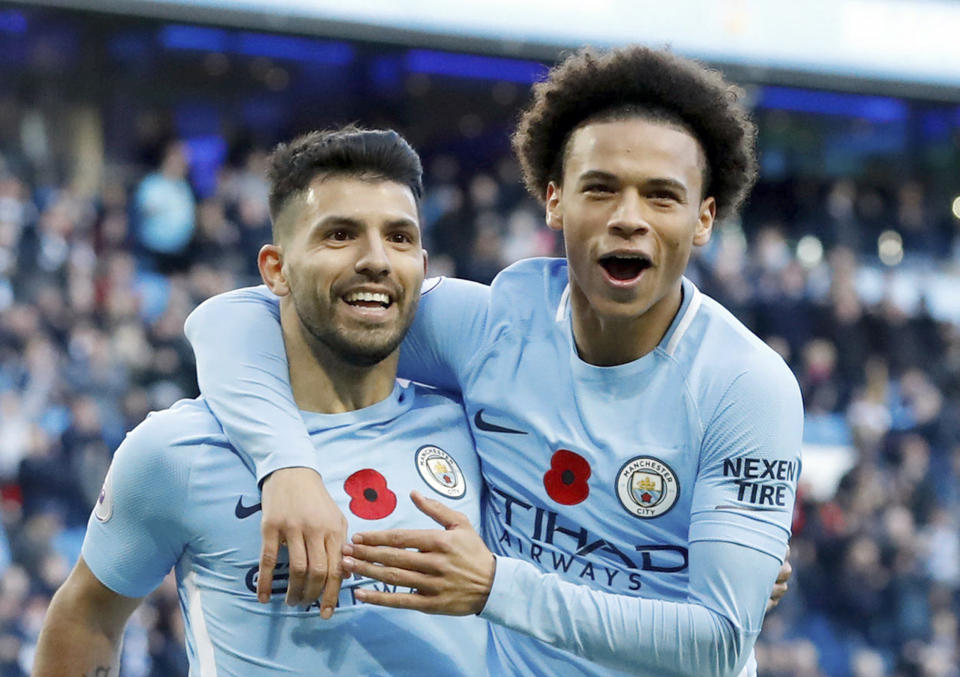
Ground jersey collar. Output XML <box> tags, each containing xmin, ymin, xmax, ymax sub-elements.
<box><xmin>558</xmin><ymin>276</ymin><xmax>703</xmax><ymax>379</ymax></box>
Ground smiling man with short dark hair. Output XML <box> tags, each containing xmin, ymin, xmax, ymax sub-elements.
<box><xmin>33</xmin><ymin>127</ymin><xmax>487</xmax><ymax>676</ymax></box>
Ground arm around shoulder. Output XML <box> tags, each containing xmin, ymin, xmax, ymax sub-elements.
<box><xmin>397</xmin><ymin>277</ymin><xmax>491</xmax><ymax>391</ymax></box>
<box><xmin>184</xmin><ymin>285</ymin><xmax>318</xmax><ymax>481</ymax></box>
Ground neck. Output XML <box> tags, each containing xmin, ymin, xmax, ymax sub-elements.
<box><xmin>280</xmin><ymin>299</ymin><xmax>398</xmax><ymax>414</ymax></box>
<box><xmin>569</xmin><ymin>282</ymin><xmax>683</xmax><ymax>366</ymax></box>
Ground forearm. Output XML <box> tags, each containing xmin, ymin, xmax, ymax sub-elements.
<box><xmin>184</xmin><ymin>286</ymin><xmax>317</xmax><ymax>481</ymax></box>
<box><xmin>480</xmin><ymin>541</ymin><xmax>777</xmax><ymax>677</ymax></box>
<box><xmin>33</xmin><ymin>588</ymin><xmax>124</xmax><ymax>676</ymax></box>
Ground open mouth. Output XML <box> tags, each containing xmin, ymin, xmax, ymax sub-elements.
<box><xmin>598</xmin><ymin>253</ymin><xmax>652</xmax><ymax>282</ymax></box>
<box><xmin>343</xmin><ymin>290</ymin><xmax>393</xmax><ymax>310</ymax></box>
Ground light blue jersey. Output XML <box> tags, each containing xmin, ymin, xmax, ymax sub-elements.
<box><xmin>185</xmin><ymin>258</ymin><xmax>803</xmax><ymax>677</ymax></box>
<box><xmin>82</xmin><ymin>383</ymin><xmax>487</xmax><ymax>677</ymax></box>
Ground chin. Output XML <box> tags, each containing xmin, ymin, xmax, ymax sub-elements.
<box><xmin>589</xmin><ymin>296</ymin><xmax>653</xmax><ymax>321</ymax></box>
<box><xmin>344</xmin><ymin>330</ymin><xmax>407</xmax><ymax>364</ymax></box>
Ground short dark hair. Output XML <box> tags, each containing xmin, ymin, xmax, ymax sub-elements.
<box><xmin>267</xmin><ymin>126</ymin><xmax>423</xmax><ymax>240</ymax></box>
<box><xmin>512</xmin><ymin>46</ymin><xmax>757</xmax><ymax>221</ymax></box>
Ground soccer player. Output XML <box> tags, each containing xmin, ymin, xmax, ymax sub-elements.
<box><xmin>32</xmin><ymin>127</ymin><xmax>487</xmax><ymax>676</ymax></box>
<box><xmin>185</xmin><ymin>47</ymin><xmax>802</xmax><ymax>676</ymax></box>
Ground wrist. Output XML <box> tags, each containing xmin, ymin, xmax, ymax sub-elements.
<box><xmin>475</xmin><ymin>554</ymin><xmax>497</xmax><ymax>615</ymax></box>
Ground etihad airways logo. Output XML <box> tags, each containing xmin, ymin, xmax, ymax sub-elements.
<box><xmin>489</xmin><ymin>484</ymin><xmax>688</xmax><ymax>592</ymax></box>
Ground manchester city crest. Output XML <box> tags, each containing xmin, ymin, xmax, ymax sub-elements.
<box><xmin>616</xmin><ymin>456</ymin><xmax>679</xmax><ymax>518</ymax></box>
<box><xmin>415</xmin><ymin>445</ymin><xmax>466</xmax><ymax>499</ymax></box>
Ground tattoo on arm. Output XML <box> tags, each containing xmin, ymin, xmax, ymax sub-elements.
<box><xmin>83</xmin><ymin>667</ymin><xmax>111</xmax><ymax>677</ymax></box>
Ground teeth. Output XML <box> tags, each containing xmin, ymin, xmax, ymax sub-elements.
<box><xmin>603</xmin><ymin>254</ymin><xmax>649</xmax><ymax>263</ymax></box>
<box><xmin>344</xmin><ymin>291</ymin><xmax>390</xmax><ymax>305</ymax></box>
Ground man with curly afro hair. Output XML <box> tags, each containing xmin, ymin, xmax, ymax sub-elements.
<box><xmin>184</xmin><ymin>46</ymin><xmax>801</xmax><ymax>677</ymax></box>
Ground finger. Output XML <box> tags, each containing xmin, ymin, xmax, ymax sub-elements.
<box><xmin>319</xmin><ymin>575</ymin><xmax>342</xmax><ymax>620</ymax></box>
<box><xmin>320</xmin><ymin>534</ymin><xmax>344</xmax><ymax>620</ymax></box>
<box><xmin>301</xmin><ymin>531</ymin><xmax>329</xmax><ymax>605</ymax></box>
<box><xmin>777</xmin><ymin>560</ymin><xmax>793</xmax><ymax>584</ymax></box>
<box><xmin>353</xmin><ymin>588</ymin><xmax>434</xmax><ymax>611</ymax></box>
<box><xmin>348</xmin><ymin>543</ymin><xmax>442</xmax><ymax>574</ymax></box>
<box><xmin>257</xmin><ymin>528</ymin><xmax>281</xmax><ymax>603</ymax></box>
<box><xmin>285</xmin><ymin>535</ymin><xmax>308</xmax><ymax>606</ymax></box>
<box><xmin>353</xmin><ymin>529</ymin><xmax>444</xmax><ymax>550</ymax></box>
<box><xmin>410</xmin><ymin>491</ymin><xmax>467</xmax><ymax>529</ymax></box>
<box><xmin>342</xmin><ymin>557</ymin><xmax>434</xmax><ymax>591</ymax></box>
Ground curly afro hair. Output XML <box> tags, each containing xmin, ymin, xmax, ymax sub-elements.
<box><xmin>512</xmin><ymin>46</ymin><xmax>757</xmax><ymax>221</ymax></box>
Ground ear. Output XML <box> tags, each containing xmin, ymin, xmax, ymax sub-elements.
<box><xmin>258</xmin><ymin>244</ymin><xmax>290</xmax><ymax>296</ymax></box>
<box><xmin>545</xmin><ymin>182</ymin><xmax>563</xmax><ymax>232</ymax></box>
<box><xmin>693</xmin><ymin>196</ymin><xmax>716</xmax><ymax>247</ymax></box>
<box><xmin>421</xmin><ymin>248</ymin><xmax>429</xmax><ymax>277</ymax></box>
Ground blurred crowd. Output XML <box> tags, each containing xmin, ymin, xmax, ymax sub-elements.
<box><xmin>1</xmin><ymin>99</ymin><xmax>960</xmax><ymax>677</ymax></box>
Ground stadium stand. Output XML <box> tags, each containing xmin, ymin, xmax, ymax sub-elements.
<box><xmin>0</xmin><ymin>6</ymin><xmax>958</xmax><ymax>676</ymax></box>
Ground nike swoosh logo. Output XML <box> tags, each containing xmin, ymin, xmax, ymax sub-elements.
<box><xmin>474</xmin><ymin>409</ymin><xmax>527</xmax><ymax>435</ymax></box>
<box><xmin>235</xmin><ymin>497</ymin><xmax>262</xmax><ymax>519</ymax></box>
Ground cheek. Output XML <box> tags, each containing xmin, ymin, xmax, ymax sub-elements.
<box><xmin>395</xmin><ymin>253</ymin><xmax>425</xmax><ymax>285</ymax></box>
<box><xmin>292</xmin><ymin>265</ymin><xmax>333</xmax><ymax>302</ymax></box>
<box><xmin>560</xmin><ymin>217</ymin><xmax>593</xmax><ymax>256</ymax></box>
<box><xmin>660</xmin><ymin>218</ymin><xmax>698</xmax><ymax>255</ymax></box>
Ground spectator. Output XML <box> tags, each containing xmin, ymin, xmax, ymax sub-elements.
<box><xmin>133</xmin><ymin>141</ymin><xmax>195</xmax><ymax>272</ymax></box>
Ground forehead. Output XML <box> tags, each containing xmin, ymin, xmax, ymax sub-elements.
<box><xmin>563</xmin><ymin>118</ymin><xmax>706</xmax><ymax>187</ymax></box>
<box><xmin>293</xmin><ymin>175</ymin><xmax>419</xmax><ymax>226</ymax></box>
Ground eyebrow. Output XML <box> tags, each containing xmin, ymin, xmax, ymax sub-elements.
<box><xmin>309</xmin><ymin>215</ymin><xmax>420</xmax><ymax>234</ymax></box>
<box><xmin>577</xmin><ymin>170</ymin><xmax>688</xmax><ymax>196</ymax></box>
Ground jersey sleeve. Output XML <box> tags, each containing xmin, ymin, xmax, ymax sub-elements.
<box><xmin>81</xmin><ymin>411</ymin><xmax>192</xmax><ymax>598</ymax></box>
<box><xmin>688</xmin><ymin>360</ymin><xmax>803</xmax><ymax>560</ymax></box>
<box><xmin>397</xmin><ymin>277</ymin><xmax>491</xmax><ymax>392</ymax></box>
<box><xmin>184</xmin><ymin>286</ymin><xmax>316</xmax><ymax>483</ymax></box>
<box><xmin>481</xmin><ymin>538</ymin><xmax>778</xmax><ymax>675</ymax></box>
<box><xmin>185</xmin><ymin>280</ymin><xmax>491</xmax><ymax>481</ymax></box>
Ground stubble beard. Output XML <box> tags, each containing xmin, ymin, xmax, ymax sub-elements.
<box><xmin>291</xmin><ymin>286</ymin><xmax>418</xmax><ymax>368</ymax></box>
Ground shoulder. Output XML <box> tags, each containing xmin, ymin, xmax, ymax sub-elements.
<box><xmin>486</xmin><ymin>257</ymin><xmax>569</xmax><ymax>324</ymax></box>
<box><xmin>420</xmin><ymin>277</ymin><xmax>490</xmax><ymax>304</ymax></box>
<box><xmin>490</xmin><ymin>257</ymin><xmax>567</xmax><ymax>295</ymax></box>
<box><xmin>97</xmin><ymin>399</ymin><xmax>229</xmax><ymax>527</ymax></box>
<box><xmin>114</xmin><ymin>398</ymin><xmax>229</xmax><ymax>475</ymax></box>
<box><xmin>678</xmin><ymin>289</ymin><xmax>802</xmax><ymax>417</ymax></box>
<box><xmin>191</xmin><ymin>284</ymin><xmax>280</xmax><ymax>316</ymax></box>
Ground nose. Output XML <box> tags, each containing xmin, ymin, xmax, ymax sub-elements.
<box><xmin>355</xmin><ymin>233</ymin><xmax>391</xmax><ymax>278</ymax></box>
<box><xmin>608</xmin><ymin>189</ymin><xmax>648</xmax><ymax>238</ymax></box>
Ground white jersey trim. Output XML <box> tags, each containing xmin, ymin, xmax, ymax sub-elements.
<box><xmin>555</xmin><ymin>283</ymin><xmax>571</xmax><ymax>323</ymax></box>
<box><xmin>664</xmin><ymin>284</ymin><xmax>702</xmax><ymax>356</ymax></box>
<box><xmin>184</xmin><ymin>570</ymin><xmax>218</xmax><ymax>676</ymax></box>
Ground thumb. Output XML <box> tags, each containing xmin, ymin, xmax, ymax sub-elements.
<box><xmin>410</xmin><ymin>490</ymin><xmax>466</xmax><ymax>530</ymax></box>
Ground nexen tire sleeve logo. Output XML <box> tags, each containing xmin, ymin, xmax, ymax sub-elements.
<box><xmin>615</xmin><ymin>456</ymin><xmax>680</xmax><ymax>519</ymax></box>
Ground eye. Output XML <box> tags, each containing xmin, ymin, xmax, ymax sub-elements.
<box><xmin>328</xmin><ymin>229</ymin><xmax>352</xmax><ymax>241</ymax></box>
<box><xmin>584</xmin><ymin>184</ymin><xmax>614</xmax><ymax>194</ymax></box>
<box><xmin>387</xmin><ymin>229</ymin><xmax>418</xmax><ymax>245</ymax></box>
<box><xmin>649</xmin><ymin>191</ymin><xmax>680</xmax><ymax>203</ymax></box>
